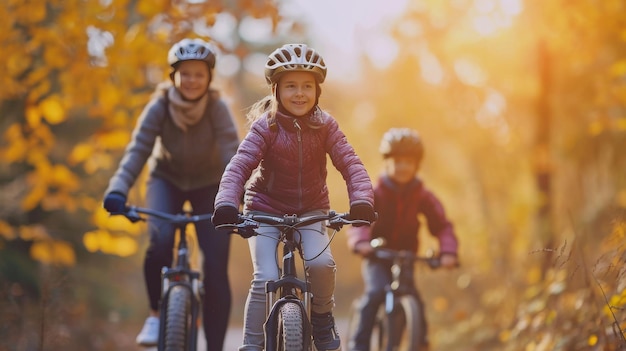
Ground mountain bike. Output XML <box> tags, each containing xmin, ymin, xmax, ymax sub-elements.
<box><xmin>217</xmin><ymin>210</ymin><xmax>370</xmax><ymax>351</ymax></box>
<box><xmin>114</xmin><ymin>205</ymin><xmax>212</xmax><ymax>351</ymax></box>
<box><xmin>345</xmin><ymin>238</ymin><xmax>441</xmax><ymax>351</ymax></box>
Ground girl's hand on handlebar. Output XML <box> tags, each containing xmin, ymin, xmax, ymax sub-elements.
<box><xmin>349</xmin><ymin>203</ymin><xmax>376</xmax><ymax>226</ymax></box>
<box><xmin>212</xmin><ymin>206</ymin><xmax>239</xmax><ymax>226</ymax></box>
<box><xmin>354</xmin><ymin>241</ymin><xmax>375</xmax><ymax>257</ymax></box>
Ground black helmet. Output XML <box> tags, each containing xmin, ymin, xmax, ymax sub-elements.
<box><xmin>379</xmin><ymin>128</ymin><xmax>424</xmax><ymax>161</ymax></box>
<box><xmin>168</xmin><ymin>38</ymin><xmax>216</xmax><ymax>69</ymax></box>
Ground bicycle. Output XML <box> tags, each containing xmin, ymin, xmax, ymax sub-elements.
<box><xmin>113</xmin><ymin>205</ymin><xmax>213</xmax><ymax>351</ymax></box>
<box><xmin>217</xmin><ymin>210</ymin><xmax>371</xmax><ymax>351</ymax></box>
<box><xmin>345</xmin><ymin>238</ymin><xmax>441</xmax><ymax>351</ymax></box>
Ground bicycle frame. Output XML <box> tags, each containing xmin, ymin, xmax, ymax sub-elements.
<box><xmin>219</xmin><ymin>211</ymin><xmax>369</xmax><ymax>351</ymax></box>
<box><xmin>376</xmin><ymin>250</ymin><xmax>436</xmax><ymax>313</ymax></box>
<box><xmin>265</xmin><ymin>216</ymin><xmax>313</xmax><ymax>350</ymax></box>
<box><xmin>118</xmin><ymin>206</ymin><xmax>212</xmax><ymax>351</ymax></box>
<box><xmin>373</xmin><ymin>246</ymin><xmax>440</xmax><ymax>351</ymax></box>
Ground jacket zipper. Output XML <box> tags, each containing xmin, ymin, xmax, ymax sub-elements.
<box><xmin>294</xmin><ymin>120</ymin><xmax>303</xmax><ymax>210</ymax></box>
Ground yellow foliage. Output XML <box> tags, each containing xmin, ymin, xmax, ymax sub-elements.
<box><xmin>39</xmin><ymin>95</ymin><xmax>66</xmax><ymax>124</ymax></box>
<box><xmin>68</xmin><ymin>143</ymin><xmax>94</xmax><ymax>165</ymax></box>
<box><xmin>0</xmin><ymin>124</ymin><xmax>27</xmax><ymax>162</ymax></box>
<box><xmin>136</xmin><ymin>0</ymin><xmax>168</xmax><ymax>18</ymax></box>
<box><xmin>24</xmin><ymin>66</ymin><xmax>50</xmax><ymax>87</ymax></box>
<box><xmin>7</xmin><ymin>52</ymin><xmax>32</xmax><ymax>78</ymax></box>
<box><xmin>93</xmin><ymin>208</ymin><xmax>142</xmax><ymax>236</ymax></box>
<box><xmin>30</xmin><ymin>240</ymin><xmax>76</xmax><ymax>266</ymax></box>
<box><xmin>98</xmin><ymin>83</ymin><xmax>122</xmax><ymax>114</ymax></box>
<box><xmin>0</xmin><ymin>221</ymin><xmax>16</xmax><ymax>240</ymax></box>
<box><xmin>98</xmin><ymin>129</ymin><xmax>131</xmax><ymax>150</ymax></box>
<box><xmin>82</xmin><ymin>229</ymin><xmax>138</xmax><ymax>257</ymax></box>
<box><xmin>617</xmin><ymin>118</ymin><xmax>626</xmax><ymax>132</ymax></box>
<box><xmin>44</xmin><ymin>44</ymin><xmax>69</xmax><ymax>69</ymax></box>
<box><xmin>84</xmin><ymin>152</ymin><xmax>114</xmax><ymax>174</ymax></box>
<box><xmin>588</xmin><ymin>334</ymin><xmax>598</xmax><ymax>346</ymax></box>
<box><xmin>21</xmin><ymin>181</ymin><xmax>47</xmax><ymax>211</ymax></box>
<box><xmin>25</xmin><ymin>105</ymin><xmax>41</xmax><ymax>128</ymax></box>
<box><xmin>50</xmin><ymin>164</ymin><xmax>80</xmax><ymax>191</ymax></box>
<box><xmin>19</xmin><ymin>224</ymin><xmax>49</xmax><ymax>241</ymax></box>
<box><xmin>525</xmin><ymin>265</ymin><xmax>543</xmax><ymax>285</ymax></box>
<box><xmin>15</xmin><ymin>0</ymin><xmax>47</xmax><ymax>24</ymax></box>
<box><xmin>27</xmin><ymin>80</ymin><xmax>52</xmax><ymax>105</ymax></box>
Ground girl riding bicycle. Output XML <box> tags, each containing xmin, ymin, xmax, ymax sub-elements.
<box><xmin>103</xmin><ymin>38</ymin><xmax>239</xmax><ymax>350</ymax></box>
<box><xmin>346</xmin><ymin>128</ymin><xmax>459</xmax><ymax>351</ymax></box>
<box><xmin>211</xmin><ymin>43</ymin><xmax>376</xmax><ymax>351</ymax></box>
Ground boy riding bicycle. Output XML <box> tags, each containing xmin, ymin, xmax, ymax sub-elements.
<box><xmin>346</xmin><ymin>128</ymin><xmax>459</xmax><ymax>351</ymax></box>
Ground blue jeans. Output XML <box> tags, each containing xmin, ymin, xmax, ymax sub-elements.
<box><xmin>349</xmin><ymin>258</ymin><xmax>428</xmax><ymax>351</ymax></box>
<box><xmin>144</xmin><ymin>176</ymin><xmax>231</xmax><ymax>351</ymax></box>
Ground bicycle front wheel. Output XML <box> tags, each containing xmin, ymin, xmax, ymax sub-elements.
<box><xmin>277</xmin><ymin>302</ymin><xmax>305</xmax><ymax>351</ymax></box>
<box><xmin>383</xmin><ymin>295</ymin><xmax>423</xmax><ymax>351</ymax></box>
<box><xmin>164</xmin><ymin>285</ymin><xmax>192</xmax><ymax>351</ymax></box>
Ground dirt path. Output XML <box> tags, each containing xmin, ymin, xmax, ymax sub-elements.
<box><xmin>140</xmin><ymin>318</ymin><xmax>350</xmax><ymax>350</ymax></box>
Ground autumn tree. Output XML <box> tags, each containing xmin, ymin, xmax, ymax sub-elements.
<box><xmin>0</xmin><ymin>0</ymin><xmax>287</xmax><ymax>348</ymax></box>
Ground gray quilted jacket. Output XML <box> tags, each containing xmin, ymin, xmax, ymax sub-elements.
<box><xmin>105</xmin><ymin>88</ymin><xmax>239</xmax><ymax>196</ymax></box>
<box><xmin>214</xmin><ymin>108</ymin><xmax>374</xmax><ymax>215</ymax></box>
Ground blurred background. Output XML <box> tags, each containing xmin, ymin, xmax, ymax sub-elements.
<box><xmin>1</xmin><ymin>0</ymin><xmax>625</xmax><ymax>350</ymax></box>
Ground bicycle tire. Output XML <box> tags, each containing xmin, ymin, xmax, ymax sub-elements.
<box><xmin>164</xmin><ymin>285</ymin><xmax>192</xmax><ymax>351</ymax></box>
<box><xmin>346</xmin><ymin>299</ymin><xmax>387</xmax><ymax>351</ymax></box>
<box><xmin>277</xmin><ymin>302</ymin><xmax>305</xmax><ymax>351</ymax></box>
<box><xmin>383</xmin><ymin>295</ymin><xmax>423</xmax><ymax>351</ymax></box>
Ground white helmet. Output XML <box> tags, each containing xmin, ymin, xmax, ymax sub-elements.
<box><xmin>264</xmin><ymin>44</ymin><xmax>327</xmax><ymax>84</ymax></box>
<box><xmin>168</xmin><ymin>38</ymin><xmax>216</xmax><ymax>69</ymax></box>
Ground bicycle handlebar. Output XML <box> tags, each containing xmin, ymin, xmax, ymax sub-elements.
<box><xmin>372</xmin><ymin>248</ymin><xmax>442</xmax><ymax>269</ymax></box>
<box><xmin>110</xmin><ymin>206</ymin><xmax>214</xmax><ymax>225</ymax></box>
<box><xmin>215</xmin><ymin>210</ymin><xmax>373</xmax><ymax>238</ymax></box>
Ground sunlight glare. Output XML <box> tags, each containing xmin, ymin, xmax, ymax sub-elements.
<box><xmin>239</xmin><ymin>16</ymin><xmax>273</xmax><ymax>43</ymax></box>
<box><xmin>365</xmin><ymin>35</ymin><xmax>399</xmax><ymax>70</ymax></box>
<box><xmin>454</xmin><ymin>59</ymin><xmax>487</xmax><ymax>86</ymax></box>
<box><xmin>419</xmin><ymin>48</ymin><xmax>444</xmax><ymax>85</ymax></box>
<box><xmin>216</xmin><ymin>54</ymin><xmax>241</xmax><ymax>78</ymax></box>
<box><xmin>471</xmin><ymin>0</ymin><xmax>523</xmax><ymax>36</ymax></box>
<box><xmin>288</xmin><ymin>0</ymin><xmax>410</xmax><ymax>80</ymax></box>
<box><xmin>209</xmin><ymin>13</ymin><xmax>238</xmax><ymax>50</ymax></box>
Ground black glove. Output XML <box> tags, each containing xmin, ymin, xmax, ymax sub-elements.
<box><xmin>103</xmin><ymin>192</ymin><xmax>127</xmax><ymax>214</ymax></box>
<box><xmin>349</xmin><ymin>203</ymin><xmax>376</xmax><ymax>226</ymax></box>
<box><xmin>212</xmin><ymin>206</ymin><xmax>239</xmax><ymax>226</ymax></box>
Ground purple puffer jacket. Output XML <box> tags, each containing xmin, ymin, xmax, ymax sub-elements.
<box><xmin>214</xmin><ymin>108</ymin><xmax>374</xmax><ymax>215</ymax></box>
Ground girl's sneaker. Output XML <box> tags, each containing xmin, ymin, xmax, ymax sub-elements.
<box><xmin>136</xmin><ymin>316</ymin><xmax>159</xmax><ymax>346</ymax></box>
<box><xmin>311</xmin><ymin>312</ymin><xmax>341</xmax><ymax>351</ymax></box>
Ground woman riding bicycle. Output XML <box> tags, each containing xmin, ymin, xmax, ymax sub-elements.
<box><xmin>346</xmin><ymin>128</ymin><xmax>459</xmax><ymax>351</ymax></box>
<box><xmin>102</xmin><ymin>38</ymin><xmax>240</xmax><ymax>350</ymax></box>
<box><xmin>211</xmin><ymin>43</ymin><xmax>376</xmax><ymax>351</ymax></box>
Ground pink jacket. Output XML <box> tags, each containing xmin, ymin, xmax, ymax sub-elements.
<box><xmin>347</xmin><ymin>176</ymin><xmax>458</xmax><ymax>255</ymax></box>
<box><xmin>214</xmin><ymin>109</ymin><xmax>374</xmax><ymax>215</ymax></box>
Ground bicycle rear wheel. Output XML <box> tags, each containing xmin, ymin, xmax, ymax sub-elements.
<box><xmin>277</xmin><ymin>302</ymin><xmax>305</xmax><ymax>351</ymax></box>
<box><xmin>164</xmin><ymin>285</ymin><xmax>192</xmax><ymax>351</ymax></box>
<box><xmin>382</xmin><ymin>295</ymin><xmax>423</xmax><ymax>351</ymax></box>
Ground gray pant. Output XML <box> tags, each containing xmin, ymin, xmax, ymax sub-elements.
<box><xmin>349</xmin><ymin>258</ymin><xmax>427</xmax><ymax>350</ymax></box>
<box><xmin>238</xmin><ymin>210</ymin><xmax>337</xmax><ymax>351</ymax></box>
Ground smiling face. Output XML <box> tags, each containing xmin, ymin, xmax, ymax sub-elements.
<box><xmin>277</xmin><ymin>71</ymin><xmax>317</xmax><ymax>117</ymax></box>
<box><xmin>385</xmin><ymin>155</ymin><xmax>419</xmax><ymax>185</ymax></box>
<box><xmin>172</xmin><ymin>60</ymin><xmax>211</xmax><ymax>101</ymax></box>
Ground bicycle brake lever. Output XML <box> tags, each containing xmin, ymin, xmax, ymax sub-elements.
<box><xmin>124</xmin><ymin>207</ymin><xmax>143</xmax><ymax>223</ymax></box>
